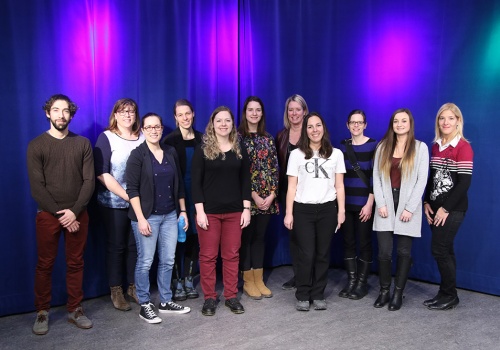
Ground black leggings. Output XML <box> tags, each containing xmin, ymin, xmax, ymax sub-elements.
<box><xmin>377</xmin><ymin>188</ymin><xmax>412</xmax><ymax>260</ymax></box>
<box><xmin>240</xmin><ymin>214</ymin><xmax>271</xmax><ymax>270</ymax></box>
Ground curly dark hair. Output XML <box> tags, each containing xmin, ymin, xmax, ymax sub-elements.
<box><xmin>43</xmin><ymin>94</ymin><xmax>78</xmax><ymax>117</ymax></box>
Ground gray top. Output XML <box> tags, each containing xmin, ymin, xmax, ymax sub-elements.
<box><xmin>373</xmin><ymin>140</ymin><xmax>429</xmax><ymax>237</ymax></box>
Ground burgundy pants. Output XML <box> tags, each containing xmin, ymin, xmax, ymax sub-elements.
<box><xmin>34</xmin><ymin>210</ymin><xmax>89</xmax><ymax>312</ymax></box>
<box><xmin>198</xmin><ymin>212</ymin><xmax>242</xmax><ymax>300</ymax></box>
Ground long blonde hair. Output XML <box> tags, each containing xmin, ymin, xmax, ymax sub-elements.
<box><xmin>433</xmin><ymin>102</ymin><xmax>469</xmax><ymax>143</ymax></box>
<box><xmin>202</xmin><ymin>106</ymin><xmax>242</xmax><ymax>160</ymax></box>
<box><xmin>377</xmin><ymin>108</ymin><xmax>417</xmax><ymax>179</ymax></box>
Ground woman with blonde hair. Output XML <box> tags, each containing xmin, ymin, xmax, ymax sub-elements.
<box><xmin>192</xmin><ymin>106</ymin><xmax>251</xmax><ymax>316</ymax></box>
<box><xmin>423</xmin><ymin>103</ymin><xmax>473</xmax><ymax>310</ymax></box>
<box><xmin>276</xmin><ymin>94</ymin><xmax>309</xmax><ymax>290</ymax></box>
<box><xmin>372</xmin><ymin>108</ymin><xmax>428</xmax><ymax>311</ymax></box>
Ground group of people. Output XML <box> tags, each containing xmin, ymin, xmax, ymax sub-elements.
<box><xmin>27</xmin><ymin>93</ymin><xmax>473</xmax><ymax>335</ymax></box>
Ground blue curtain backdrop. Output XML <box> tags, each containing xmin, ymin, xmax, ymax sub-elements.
<box><xmin>1</xmin><ymin>0</ymin><xmax>498</xmax><ymax>316</ymax></box>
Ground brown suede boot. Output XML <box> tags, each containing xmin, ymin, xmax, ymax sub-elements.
<box><xmin>127</xmin><ymin>284</ymin><xmax>139</xmax><ymax>304</ymax></box>
<box><xmin>110</xmin><ymin>286</ymin><xmax>131</xmax><ymax>311</ymax></box>
<box><xmin>243</xmin><ymin>270</ymin><xmax>262</xmax><ymax>300</ymax></box>
<box><xmin>253</xmin><ymin>268</ymin><xmax>273</xmax><ymax>298</ymax></box>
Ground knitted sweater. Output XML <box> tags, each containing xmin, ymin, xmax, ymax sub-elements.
<box><xmin>27</xmin><ymin>131</ymin><xmax>95</xmax><ymax>216</ymax></box>
<box><xmin>424</xmin><ymin>137</ymin><xmax>473</xmax><ymax>212</ymax></box>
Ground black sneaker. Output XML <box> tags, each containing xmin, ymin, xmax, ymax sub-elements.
<box><xmin>158</xmin><ymin>301</ymin><xmax>191</xmax><ymax>314</ymax></box>
<box><xmin>140</xmin><ymin>302</ymin><xmax>162</xmax><ymax>324</ymax></box>
<box><xmin>202</xmin><ymin>298</ymin><xmax>217</xmax><ymax>316</ymax></box>
<box><xmin>225</xmin><ymin>298</ymin><xmax>245</xmax><ymax>314</ymax></box>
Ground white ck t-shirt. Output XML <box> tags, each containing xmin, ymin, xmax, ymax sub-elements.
<box><xmin>286</xmin><ymin>148</ymin><xmax>346</xmax><ymax>204</ymax></box>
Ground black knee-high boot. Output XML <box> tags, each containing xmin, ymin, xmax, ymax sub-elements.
<box><xmin>349</xmin><ymin>259</ymin><xmax>371</xmax><ymax>300</ymax></box>
<box><xmin>388</xmin><ymin>256</ymin><xmax>412</xmax><ymax>311</ymax></box>
<box><xmin>338</xmin><ymin>258</ymin><xmax>357</xmax><ymax>298</ymax></box>
<box><xmin>374</xmin><ymin>259</ymin><xmax>392</xmax><ymax>308</ymax></box>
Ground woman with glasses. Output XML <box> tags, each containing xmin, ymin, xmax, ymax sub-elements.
<box><xmin>238</xmin><ymin>96</ymin><xmax>279</xmax><ymax>300</ymax></box>
<box><xmin>94</xmin><ymin>98</ymin><xmax>144</xmax><ymax>311</ymax></box>
<box><xmin>338</xmin><ymin>110</ymin><xmax>377</xmax><ymax>300</ymax></box>
<box><xmin>423</xmin><ymin>103</ymin><xmax>473</xmax><ymax>311</ymax></box>
<box><xmin>162</xmin><ymin>99</ymin><xmax>203</xmax><ymax>301</ymax></box>
<box><xmin>284</xmin><ymin>112</ymin><xmax>346</xmax><ymax>311</ymax></box>
<box><xmin>276</xmin><ymin>94</ymin><xmax>309</xmax><ymax>290</ymax></box>
<box><xmin>126</xmin><ymin>113</ymin><xmax>190</xmax><ymax>324</ymax></box>
<box><xmin>372</xmin><ymin>108</ymin><xmax>428</xmax><ymax>311</ymax></box>
<box><xmin>192</xmin><ymin>106</ymin><xmax>251</xmax><ymax>316</ymax></box>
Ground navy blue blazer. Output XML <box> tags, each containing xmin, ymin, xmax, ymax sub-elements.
<box><xmin>125</xmin><ymin>141</ymin><xmax>185</xmax><ymax>221</ymax></box>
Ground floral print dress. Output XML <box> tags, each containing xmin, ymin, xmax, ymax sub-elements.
<box><xmin>240</xmin><ymin>132</ymin><xmax>280</xmax><ymax>215</ymax></box>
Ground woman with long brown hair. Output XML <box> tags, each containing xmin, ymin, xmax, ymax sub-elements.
<box><xmin>238</xmin><ymin>96</ymin><xmax>279</xmax><ymax>300</ymax></box>
<box><xmin>372</xmin><ymin>108</ymin><xmax>428</xmax><ymax>311</ymax></box>
<box><xmin>284</xmin><ymin>112</ymin><xmax>345</xmax><ymax>311</ymax></box>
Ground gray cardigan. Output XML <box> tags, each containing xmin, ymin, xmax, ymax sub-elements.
<box><xmin>373</xmin><ymin>140</ymin><xmax>429</xmax><ymax>237</ymax></box>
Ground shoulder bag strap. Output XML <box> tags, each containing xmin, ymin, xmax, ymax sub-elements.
<box><xmin>345</xmin><ymin>139</ymin><xmax>371</xmax><ymax>190</ymax></box>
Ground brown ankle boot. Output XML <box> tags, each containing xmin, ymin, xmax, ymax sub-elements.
<box><xmin>253</xmin><ymin>268</ymin><xmax>273</xmax><ymax>298</ymax></box>
<box><xmin>110</xmin><ymin>286</ymin><xmax>131</xmax><ymax>311</ymax></box>
<box><xmin>242</xmin><ymin>270</ymin><xmax>262</xmax><ymax>300</ymax></box>
<box><xmin>127</xmin><ymin>284</ymin><xmax>139</xmax><ymax>304</ymax></box>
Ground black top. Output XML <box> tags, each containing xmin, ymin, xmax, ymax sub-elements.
<box><xmin>191</xmin><ymin>145</ymin><xmax>252</xmax><ymax>214</ymax></box>
<box><xmin>162</xmin><ymin>128</ymin><xmax>203</xmax><ymax>176</ymax></box>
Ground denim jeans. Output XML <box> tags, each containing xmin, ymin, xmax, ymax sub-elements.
<box><xmin>132</xmin><ymin>211</ymin><xmax>178</xmax><ymax>304</ymax></box>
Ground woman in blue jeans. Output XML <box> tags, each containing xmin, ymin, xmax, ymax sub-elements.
<box><xmin>126</xmin><ymin>113</ymin><xmax>190</xmax><ymax>324</ymax></box>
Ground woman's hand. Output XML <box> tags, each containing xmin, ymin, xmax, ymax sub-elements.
<box><xmin>284</xmin><ymin>214</ymin><xmax>294</xmax><ymax>230</ymax></box>
<box><xmin>433</xmin><ymin>207</ymin><xmax>449</xmax><ymax>226</ymax></box>
<box><xmin>378</xmin><ymin>206</ymin><xmax>388</xmax><ymax>218</ymax></box>
<box><xmin>424</xmin><ymin>203</ymin><xmax>434</xmax><ymax>225</ymax></box>
<box><xmin>337</xmin><ymin>211</ymin><xmax>346</xmax><ymax>231</ymax></box>
<box><xmin>138</xmin><ymin>218</ymin><xmax>152</xmax><ymax>236</ymax></box>
<box><xmin>196</xmin><ymin>212</ymin><xmax>209</xmax><ymax>231</ymax></box>
<box><xmin>359</xmin><ymin>203</ymin><xmax>373</xmax><ymax>222</ymax></box>
<box><xmin>259</xmin><ymin>193</ymin><xmax>276</xmax><ymax>211</ymax></box>
<box><xmin>241</xmin><ymin>209</ymin><xmax>251</xmax><ymax>228</ymax></box>
<box><xmin>179</xmin><ymin>212</ymin><xmax>189</xmax><ymax>231</ymax></box>
<box><xmin>400</xmin><ymin>209</ymin><xmax>413</xmax><ymax>222</ymax></box>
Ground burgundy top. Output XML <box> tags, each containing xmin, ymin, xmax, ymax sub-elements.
<box><xmin>390</xmin><ymin>157</ymin><xmax>402</xmax><ymax>189</ymax></box>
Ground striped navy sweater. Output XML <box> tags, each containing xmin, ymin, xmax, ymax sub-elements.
<box><xmin>339</xmin><ymin>138</ymin><xmax>377</xmax><ymax>211</ymax></box>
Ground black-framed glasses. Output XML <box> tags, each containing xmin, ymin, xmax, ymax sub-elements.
<box><xmin>143</xmin><ymin>125</ymin><xmax>163</xmax><ymax>132</ymax></box>
<box><xmin>348</xmin><ymin>121</ymin><xmax>365</xmax><ymax>126</ymax></box>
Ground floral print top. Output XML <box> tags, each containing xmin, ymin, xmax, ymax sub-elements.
<box><xmin>240</xmin><ymin>132</ymin><xmax>280</xmax><ymax>215</ymax></box>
